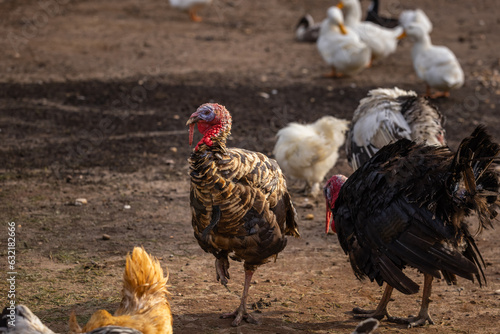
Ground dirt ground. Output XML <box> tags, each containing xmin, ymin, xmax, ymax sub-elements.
<box><xmin>1</xmin><ymin>0</ymin><xmax>500</xmax><ymax>333</ymax></box>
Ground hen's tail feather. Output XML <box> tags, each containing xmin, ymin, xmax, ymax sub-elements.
<box><xmin>116</xmin><ymin>246</ymin><xmax>169</xmax><ymax>315</ymax></box>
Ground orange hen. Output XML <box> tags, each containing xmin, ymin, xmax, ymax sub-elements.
<box><xmin>69</xmin><ymin>247</ymin><xmax>172</xmax><ymax>334</ymax></box>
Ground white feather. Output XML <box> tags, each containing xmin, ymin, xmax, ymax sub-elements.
<box><xmin>347</xmin><ymin>87</ymin><xmax>446</xmax><ymax>170</ymax></box>
<box><xmin>169</xmin><ymin>0</ymin><xmax>212</xmax><ymax>10</ymax></box>
<box><xmin>317</xmin><ymin>7</ymin><xmax>371</xmax><ymax>76</ymax></box>
<box><xmin>405</xmin><ymin>22</ymin><xmax>464</xmax><ymax>93</ymax></box>
<box><xmin>273</xmin><ymin>116</ymin><xmax>350</xmax><ymax>197</ymax></box>
<box><xmin>399</xmin><ymin>9</ymin><xmax>433</xmax><ymax>34</ymax></box>
<box><xmin>340</xmin><ymin>0</ymin><xmax>402</xmax><ymax>60</ymax></box>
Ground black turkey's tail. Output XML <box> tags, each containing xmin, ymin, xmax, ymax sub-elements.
<box><xmin>446</xmin><ymin>126</ymin><xmax>499</xmax><ymax>286</ymax></box>
<box><xmin>447</xmin><ymin>125</ymin><xmax>500</xmax><ymax>232</ymax></box>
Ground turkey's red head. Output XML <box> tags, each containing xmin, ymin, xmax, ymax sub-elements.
<box><xmin>324</xmin><ymin>174</ymin><xmax>347</xmax><ymax>234</ymax></box>
<box><xmin>186</xmin><ymin>103</ymin><xmax>232</xmax><ymax>151</ymax></box>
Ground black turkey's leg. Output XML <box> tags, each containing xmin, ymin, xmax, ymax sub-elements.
<box><xmin>387</xmin><ymin>274</ymin><xmax>435</xmax><ymax>327</ymax></box>
<box><xmin>221</xmin><ymin>269</ymin><xmax>260</xmax><ymax>326</ymax></box>
<box><xmin>353</xmin><ymin>284</ymin><xmax>394</xmax><ymax>320</ymax></box>
<box><xmin>408</xmin><ymin>273</ymin><xmax>435</xmax><ymax>327</ymax></box>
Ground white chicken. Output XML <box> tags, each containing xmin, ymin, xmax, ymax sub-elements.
<box><xmin>317</xmin><ymin>6</ymin><xmax>371</xmax><ymax>77</ymax></box>
<box><xmin>400</xmin><ymin>22</ymin><xmax>464</xmax><ymax>98</ymax></box>
<box><xmin>346</xmin><ymin>87</ymin><xmax>446</xmax><ymax>170</ymax></box>
<box><xmin>273</xmin><ymin>116</ymin><xmax>350</xmax><ymax>197</ymax></box>
<box><xmin>337</xmin><ymin>0</ymin><xmax>402</xmax><ymax>62</ymax></box>
<box><xmin>169</xmin><ymin>0</ymin><xmax>212</xmax><ymax>22</ymax></box>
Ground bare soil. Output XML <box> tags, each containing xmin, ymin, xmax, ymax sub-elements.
<box><xmin>1</xmin><ymin>0</ymin><xmax>500</xmax><ymax>333</ymax></box>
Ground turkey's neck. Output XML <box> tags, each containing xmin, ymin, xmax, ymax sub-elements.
<box><xmin>194</xmin><ymin>121</ymin><xmax>231</xmax><ymax>154</ymax></box>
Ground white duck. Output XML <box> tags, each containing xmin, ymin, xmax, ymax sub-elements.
<box><xmin>169</xmin><ymin>0</ymin><xmax>212</xmax><ymax>22</ymax></box>
<box><xmin>400</xmin><ymin>22</ymin><xmax>464</xmax><ymax>98</ymax></box>
<box><xmin>317</xmin><ymin>6</ymin><xmax>371</xmax><ymax>77</ymax></box>
<box><xmin>337</xmin><ymin>0</ymin><xmax>402</xmax><ymax>62</ymax></box>
<box><xmin>399</xmin><ymin>9</ymin><xmax>433</xmax><ymax>34</ymax></box>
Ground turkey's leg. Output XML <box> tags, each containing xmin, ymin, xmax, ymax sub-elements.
<box><xmin>388</xmin><ymin>274</ymin><xmax>435</xmax><ymax>327</ymax></box>
<box><xmin>353</xmin><ymin>284</ymin><xmax>393</xmax><ymax>320</ymax></box>
<box><xmin>215</xmin><ymin>257</ymin><xmax>230</xmax><ymax>286</ymax></box>
<box><xmin>221</xmin><ymin>270</ymin><xmax>260</xmax><ymax>326</ymax></box>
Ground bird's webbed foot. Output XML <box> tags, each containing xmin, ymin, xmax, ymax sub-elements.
<box><xmin>215</xmin><ymin>257</ymin><xmax>230</xmax><ymax>286</ymax></box>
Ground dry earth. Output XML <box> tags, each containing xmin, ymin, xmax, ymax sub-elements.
<box><xmin>1</xmin><ymin>0</ymin><xmax>500</xmax><ymax>333</ymax></box>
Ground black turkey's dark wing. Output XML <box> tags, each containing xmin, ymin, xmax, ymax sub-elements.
<box><xmin>334</xmin><ymin>134</ymin><xmax>497</xmax><ymax>294</ymax></box>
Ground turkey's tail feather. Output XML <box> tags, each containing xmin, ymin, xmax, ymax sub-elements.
<box><xmin>445</xmin><ymin>125</ymin><xmax>499</xmax><ymax>287</ymax></box>
<box><xmin>447</xmin><ymin>125</ymin><xmax>500</xmax><ymax>234</ymax></box>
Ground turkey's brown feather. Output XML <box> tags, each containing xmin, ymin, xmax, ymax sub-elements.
<box><xmin>188</xmin><ymin>103</ymin><xmax>299</xmax><ymax>276</ymax></box>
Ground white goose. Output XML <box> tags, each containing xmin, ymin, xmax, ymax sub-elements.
<box><xmin>337</xmin><ymin>0</ymin><xmax>402</xmax><ymax>62</ymax></box>
<box><xmin>400</xmin><ymin>22</ymin><xmax>464</xmax><ymax>98</ymax></box>
<box><xmin>169</xmin><ymin>0</ymin><xmax>212</xmax><ymax>22</ymax></box>
<box><xmin>317</xmin><ymin>6</ymin><xmax>371</xmax><ymax>77</ymax></box>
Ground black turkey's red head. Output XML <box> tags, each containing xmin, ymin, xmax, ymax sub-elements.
<box><xmin>324</xmin><ymin>174</ymin><xmax>347</xmax><ymax>234</ymax></box>
<box><xmin>186</xmin><ymin>103</ymin><xmax>232</xmax><ymax>151</ymax></box>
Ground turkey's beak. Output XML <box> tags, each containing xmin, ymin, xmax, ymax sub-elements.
<box><xmin>186</xmin><ymin>116</ymin><xmax>199</xmax><ymax>126</ymax></box>
<box><xmin>339</xmin><ymin>23</ymin><xmax>348</xmax><ymax>35</ymax></box>
<box><xmin>186</xmin><ymin>116</ymin><xmax>199</xmax><ymax>146</ymax></box>
<box><xmin>336</xmin><ymin>2</ymin><xmax>344</xmax><ymax>9</ymax></box>
<box><xmin>398</xmin><ymin>31</ymin><xmax>407</xmax><ymax>40</ymax></box>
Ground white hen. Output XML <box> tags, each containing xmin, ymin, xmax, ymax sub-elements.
<box><xmin>346</xmin><ymin>87</ymin><xmax>446</xmax><ymax>170</ymax></box>
<box><xmin>273</xmin><ymin>116</ymin><xmax>350</xmax><ymax>197</ymax></box>
<box><xmin>401</xmin><ymin>22</ymin><xmax>464</xmax><ymax>98</ymax></box>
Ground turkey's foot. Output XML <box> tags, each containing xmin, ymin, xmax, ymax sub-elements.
<box><xmin>215</xmin><ymin>257</ymin><xmax>230</xmax><ymax>286</ymax></box>
<box><xmin>385</xmin><ymin>313</ymin><xmax>434</xmax><ymax>328</ymax></box>
<box><xmin>221</xmin><ymin>304</ymin><xmax>260</xmax><ymax>327</ymax></box>
<box><xmin>353</xmin><ymin>285</ymin><xmax>394</xmax><ymax>320</ymax></box>
<box><xmin>352</xmin><ymin>306</ymin><xmax>389</xmax><ymax>320</ymax></box>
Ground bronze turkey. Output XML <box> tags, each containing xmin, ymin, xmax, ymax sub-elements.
<box><xmin>186</xmin><ymin>103</ymin><xmax>300</xmax><ymax>326</ymax></box>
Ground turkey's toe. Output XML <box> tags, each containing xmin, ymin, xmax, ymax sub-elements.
<box><xmin>220</xmin><ymin>308</ymin><xmax>260</xmax><ymax>327</ymax></box>
<box><xmin>385</xmin><ymin>314</ymin><xmax>434</xmax><ymax>327</ymax></box>
<box><xmin>352</xmin><ymin>307</ymin><xmax>388</xmax><ymax>320</ymax></box>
